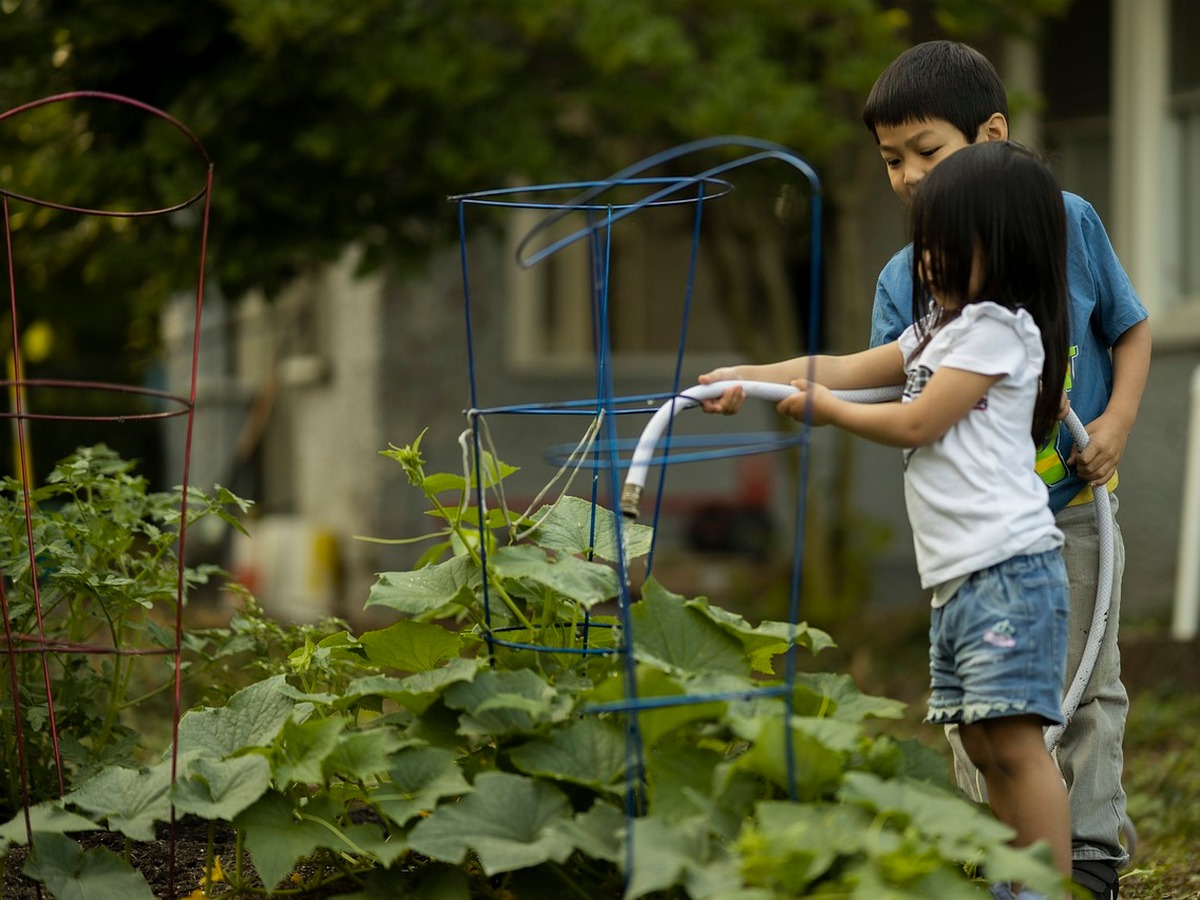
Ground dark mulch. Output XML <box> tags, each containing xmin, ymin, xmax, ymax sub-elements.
<box><xmin>0</xmin><ymin>815</ymin><xmax>362</xmax><ymax>899</ymax></box>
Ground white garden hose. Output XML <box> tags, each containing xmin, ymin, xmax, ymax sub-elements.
<box><xmin>619</xmin><ymin>379</ymin><xmax>1113</xmax><ymax>750</ymax></box>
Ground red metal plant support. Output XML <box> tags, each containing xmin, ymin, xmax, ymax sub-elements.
<box><xmin>0</xmin><ymin>91</ymin><xmax>212</xmax><ymax>898</ymax></box>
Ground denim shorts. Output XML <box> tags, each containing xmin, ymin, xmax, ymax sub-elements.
<box><xmin>926</xmin><ymin>549</ymin><xmax>1069</xmax><ymax>727</ymax></box>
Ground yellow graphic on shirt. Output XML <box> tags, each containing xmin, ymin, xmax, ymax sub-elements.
<box><xmin>1035</xmin><ymin>344</ymin><xmax>1077</xmax><ymax>487</ymax></box>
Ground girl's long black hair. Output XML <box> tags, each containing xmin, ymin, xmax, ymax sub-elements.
<box><xmin>909</xmin><ymin>140</ymin><xmax>1069</xmax><ymax>446</ymax></box>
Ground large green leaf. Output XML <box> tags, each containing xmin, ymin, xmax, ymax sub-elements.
<box><xmin>528</xmin><ymin>495</ymin><xmax>653</xmax><ymax>562</ymax></box>
<box><xmin>273</xmin><ymin>715</ymin><xmax>345</xmax><ymax>786</ymax></box>
<box><xmin>734</xmin><ymin>715</ymin><xmax>845</xmax><ymax>798</ymax></box>
<box><xmin>839</xmin><ymin>771</ymin><xmax>1013</xmax><ymax>849</ymax></box>
<box><xmin>643</xmin><ymin>743</ymin><xmax>760</xmax><ymax>841</ymax></box>
<box><xmin>442</xmin><ymin>668</ymin><xmax>572</xmax><ymax>736</ymax></box>
<box><xmin>324</xmin><ymin>728</ymin><xmax>404</xmax><ymax>782</ymax></box>
<box><xmin>365</xmin><ymin>555</ymin><xmax>478</xmax><ymax>617</ymax></box>
<box><xmin>791</xmin><ymin>671</ymin><xmax>906</xmax><ymax>723</ymax></box>
<box><xmin>508</xmin><ymin>716</ymin><xmax>628</xmax><ymax>793</ymax></box>
<box><xmin>630</xmin><ymin>583</ymin><xmax>747</xmax><ymax>676</ymax></box>
<box><xmin>22</xmin><ymin>831</ymin><xmax>154</xmax><ymax>900</ymax></box>
<box><xmin>370</xmin><ymin>746</ymin><xmax>473</xmax><ymax>826</ymax></box>
<box><xmin>587</xmin><ymin>666</ymin><xmax>729</xmax><ymax>748</ymax></box>
<box><xmin>557</xmin><ymin>800</ymin><xmax>625</xmax><ymax>865</ymax></box>
<box><xmin>171</xmin><ymin>754</ymin><xmax>273</xmax><ymax>821</ymax></box>
<box><xmin>175</xmin><ymin>674</ymin><xmax>296</xmax><ymax>758</ymax></box>
<box><xmin>407</xmin><ymin>772</ymin><xmax>574</xmax><ymax>875</ymax></box>
<box><xmin>63</xmin><ymin>763</ymin><xmax>173</xmax><ymax>842</ymax></box>
<box><xmin>624</xmin><ymin>814</ymin><xmax>738</xmax><ymax>900</ymax></box>
<box><xmin>738</xmin><ymin>801</ymin><xmax>877</xmax><ymax>893</ymax></box>
<box><xmin>343</xmin><ymin>656</ymin><xmax>482</xmax><ymax>715</ymax></box>
<box><xmin>0</xmin><ymin>803</ymin><xmax>98</xmax><ymax>854</ymax></box>
<box><xmin>237</xmin><ymin>790</ymin><xmax>399</xmax><ymax>890</ymax></box>
<box><xmin>841</xmin><ymin>770</ymin><xmax>1060</xmax><ymax>893</ymax></box>
<box><xmin>359</xmin><ymin>619</ymin><xmax>463</xmax><ymax>672</ymax></box>
<box><xmin>489</xmin><ymin>544</ymin><xmax>619</xmax><ymax>609</ymax></box>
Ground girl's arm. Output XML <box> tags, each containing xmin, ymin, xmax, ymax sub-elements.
<box><xmin>779</xmin><ymin>365</ymin><xmax>1001</xmax><ymax>447</ymax></box>
<box><xmin>699</xmin><ymin>342</ymin><xmax>907</xmax><ymax>414</ymax></box>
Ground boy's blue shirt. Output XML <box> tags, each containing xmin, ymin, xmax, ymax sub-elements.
<box><xmin>869</xmin><ymin>191</ymin><xmax>1149</xmax><ymax>513</ymax></box>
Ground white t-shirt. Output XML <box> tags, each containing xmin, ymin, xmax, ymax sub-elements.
<box><xmin>897</xmin><ymin>302</ymin><xmax>1063</xmax><ymax>592</ymax></box>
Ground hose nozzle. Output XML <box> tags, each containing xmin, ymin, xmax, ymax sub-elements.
<box><xmin>620</xmin><ymin>483</ymin><xmax>642</xmax><ymax>519</ymax></box>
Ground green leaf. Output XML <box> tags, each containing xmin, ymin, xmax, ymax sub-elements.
<box><xmin>345</xmin><ymin>656</ymin><xmax>482</xmax><ymax>715</ymax></box>
<box><xmin>738</xmin><ymin>801</ymin><xmax>876</xmax><ymax>893</ymax></box>
<box><xmin>838</xmin><ymin>771</ymin><xmax>1014</xmax><ymax>851</ymax></box>
<box><xmin>407</xmin><ymin>771</ymin><xmax>574</xmax><ymax>875</ymax></box>
<box><xmin>489</xmin><ymin>544</ymin><xmax>619</xmax><ymax>609</ymax></box>
<box><xmin>682</xmin><ymin>589</ymin><xmax>834</xmax><ymax>672</ymax></box>
<box><xmin>371</xmin><ymin>746</ymin><xmax>473</xmax><ymax>826</ymax></box>
<box><xmin>442</xmin><ymin>667</ymin><xmax>573</xmax><ymax>736</ymax></box>
<box><xmin>624</xmin><ymin>814</ymin><xmax>735</xmax><ymax>900</ymax></box>
<box><xmin>359</xmin><ymin>619</ymin><xmax>463</xmax><ymax>672</ymax></box>
<box><xmin>171</xmin><ymin>754</ymin><xmax>273</xmax><ymax>821</ymax></box>
<box><xmin>588</xmin><ymin>666</ymin><xmax>728</xmax><ymax>748</ymax></box>
<box><xmin>528</xmin><ymin>495</ymin><xmax>653</xmax><ymax>562</ymax></box>
<box><xmin>791</xmin><ymin>671</ymin><xmax>906</xmax><ymax>723</ymax></box>
<box><xmin>63</xmin><ymin>764</ymin><xmax>173</xmax><ymax>842</ymax></box>
<box><xmin>631</xmin><ymin>582</ymin><xmax>747</xmax><ymax>676</ymax></box>
<box><xmin>235</xmin><ymin>790</ymin><xmax>341</xmax><ymax>890</ymax></box>
<box><xmin>735</xmin><ymin>715</ymin><xmax>845</xmax><ymax>798</ymax></box>
<box><xmin>366</xmin><ymin>555</ymin><xmax>478</xmax><ymax>617</ymax></box>
<box><xmin>0</xmin><ymin>803</ymin><xmax>99</xmax><ymax>854</ymax></box>
<box><xmin>22</xmin><ymin>831</ymin><xmax>154</xmax><ymax>900</ymax></box>
<box><xmin>176</xmin><ymin>674</ymin><xmax>297</xmax><ymax>758</ymax></box>
<box><xmin>508</xmin><ymin>716</ymin><xmax>628</xmax><ymax>793</ymax></box>
<box><xmin>324</xmin><ymin>728</ymin><xmax>404</xmax><ymax>782</ymax></box>
<box><xmin>557</xmin><ymin>800</ymin><xmax>625</xmax><ymax>865</ymax></box>
<box><xmin>646</xmin><ymin>745</ymin><xmax>718</xmax><ymax>822</ymax></box>
<box><xmin>274</xmin><ymin>715</ymin><xmax>345</xmax><ymax>786</ymax></box>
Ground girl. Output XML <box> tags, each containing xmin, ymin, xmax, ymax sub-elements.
<box><xmin>700</xmin><ymin>140</ymin><xmax>1072</xmax><ymax>897</ymax></box>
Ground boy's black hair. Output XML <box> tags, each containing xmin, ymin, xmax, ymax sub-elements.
<box><xmin>862</xmin><ymin>40</ymin><xmax>1008</xmax><ymax>142</ymax></box>
<box><xmin>909</xmin><ymin>141</ymin><xmax>1069</xmax><ymax>447</ymax></box>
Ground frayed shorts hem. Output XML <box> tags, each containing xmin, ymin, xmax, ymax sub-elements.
<box><xmin>925</xmin><ymin>698</ymin><xmax>1062</xmax><ymax>727</ymax></box>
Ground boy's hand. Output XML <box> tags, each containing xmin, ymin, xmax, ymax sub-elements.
<box><xmin>1069</xmin><ymin>411</ymin><xmax>1128</xmax><ymax>485</ymax></box>
<box><xmin>777</xmin><ymin>379</ymin><xmax>833</xmax><ymax>425</ymax></box>
<box><xmin>697</xmin><ymin>367</ymin><xmax>746</xmax><ymax>414</ymax></box>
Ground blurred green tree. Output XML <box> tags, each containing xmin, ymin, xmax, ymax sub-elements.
<box><xmin>0</xmin><ymin>0</ymin><xmax>1068</xmax><ymax>606</ymax></box>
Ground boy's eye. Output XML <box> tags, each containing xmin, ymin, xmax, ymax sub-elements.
<box><xmin>919</xmin><ymin>147</ymin><xmax>940</xmax><ymax>158</ymax></box>
<box><xmin>884</xmin><ymin>157</ymin><xmax>901</xmax><ymax>169</ymax></box>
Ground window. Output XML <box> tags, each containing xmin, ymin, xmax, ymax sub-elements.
<box><xmin>1169</xmin><ymin>0</ymin><xmax>1200</xmax><ymax>305</ymax></box>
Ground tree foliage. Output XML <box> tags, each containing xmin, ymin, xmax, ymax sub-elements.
<box><xmin>2</xmin><ymin>0</ymin><xmax>1066</xmax><ymax>305</ymax></box>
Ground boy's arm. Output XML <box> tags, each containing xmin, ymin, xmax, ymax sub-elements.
<box><xmin>870</xmin><ymin>249</ymin><xmax>915</xmax><ymax>347</ymax></box>
<box><xmin>1069</xmin><ymin>317</ymin><xmax>1151</xmax><ymax>485</ymax></box>
<box><xmin>779</xmin><ymin>365</ymin><xmax>999</xmax><ymax>448</ymax></box>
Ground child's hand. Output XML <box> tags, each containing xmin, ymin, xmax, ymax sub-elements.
<box><xmin>777</xmin><ymin>379</ymin><xmax>833</xmax><ymax>425</ymax></box>
<box><xmin>697</xmin><ymin>367</ymin><xmax>745</xmax><ymax>414</ymax></box>
<box><xmin>1068</xmin><ymin>411</ymin><xmax>1127</xmax><ymax>486</ymax></box>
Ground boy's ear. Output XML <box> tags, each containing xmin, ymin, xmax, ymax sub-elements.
<box><xmin>976</xmin><ymin>113</ymin><xmax>1009</xmax><ymax>143</ymax></box>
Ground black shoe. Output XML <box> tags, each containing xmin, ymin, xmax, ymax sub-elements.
<box><xmin>1072</xmin><ymin>860</ymin><xmax>1119</xmax><ymax>900</ymax></box>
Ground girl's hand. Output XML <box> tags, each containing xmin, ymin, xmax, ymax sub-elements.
<box><xmin>777</xmin><ymin>379</ymin><xmax>833</xmax><ymax>425</ymax></box>
<box><xmin>697</xmin><ymin>367</ymin><xmax>746</xmax><ymax>414</ymax></box>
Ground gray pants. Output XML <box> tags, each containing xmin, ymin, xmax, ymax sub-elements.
<box><xmin>945</xmin><ymin>496</ymin><xmax>1129</xmax><ymax>867</ymax></box>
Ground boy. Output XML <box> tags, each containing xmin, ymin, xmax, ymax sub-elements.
<box><xmin>863</xmin><ymin>41</ymin><xmax>1151</xmax><ymax>900</ymax></box>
